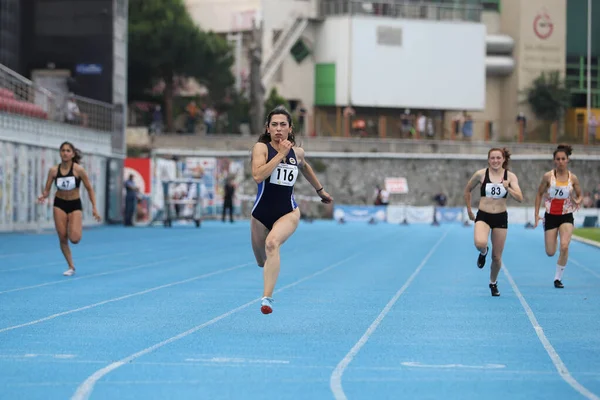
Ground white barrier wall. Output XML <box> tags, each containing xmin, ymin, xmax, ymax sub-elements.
<box><xmin>0</xmin><ymin>115</ymin><xmax>113</xmax><ymax>232</ymax></box>
<box><xmin>385</xmin><ymin>206</ymin><xmax>600</xmax><ymax>226</ymax></box>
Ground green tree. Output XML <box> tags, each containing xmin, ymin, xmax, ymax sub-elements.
<box><xmin>523</xmin><ymin>71</ymin><xmax>571</xmax><ymax>122</ymax></box>
<box><xmin>128</xmin><ymin>0</ymin><xmax>235</xmax><ymax>132</ymax></box>
<box><xmin>264</xmin><ymin>88</ymin><xmax>290</xmax><ymax>120</ymax></box>
<box><xmin>263</xmin><ymin>88</ymin><xmax>299</xmax><ymax>131</ymax></box>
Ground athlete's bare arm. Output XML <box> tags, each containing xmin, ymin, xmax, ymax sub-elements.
<box><xmin>505</xmin><ymin>171</ymin><xmax>524</xmax><ymax>203</ymax></box>
<box><xmin>75</xmin><ymin>164</ymin><xmax>101</xmax><ymax>221</ymax></box>
<box><xmin>38</xmin><ymin>166</ymin><xmax>58</xmax><ymax>203</ymax></box>
<box><xmin>464</xmin><ymin>169</ymin><xmax>484</xmax><ymax>218</ymax></box>
<box><xmin>295</xmin><ymin>147</ymin><xmax>332</xmax><ymax>204</ymax></box>
<box><xmin>251</xmin><ymin>143</ymin><xmax>286</xmax><ymax>183</ymax></box>
<box><xmin>570</xmin><ymin>173</ymin><xmax>583</xmax><ymax>207</ymax></box>
<box><xmin>534</xmin><ymin>172</ymin><xmax>551</xmax><ymax>227</ymax></box>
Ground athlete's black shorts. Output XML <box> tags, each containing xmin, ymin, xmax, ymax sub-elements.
<box><xmin>475</xmin><ymin>210</ymin><xmax>508</xmax><ymax>229</ymax></box>
<box><xmin>543</xmin><ymin>212</ymin><xmax>574</xmax><ymax>231</ymax></box>
<box><xmin>54</xmin><ymin>197</ymin><xmax>83</xmax><ymax>214</ymax></box>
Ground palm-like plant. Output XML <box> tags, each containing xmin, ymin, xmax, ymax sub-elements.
<box><xmin>523</xmin><ymin>71</ymin><xmax>571</xmax><ymax>122</ymax></box>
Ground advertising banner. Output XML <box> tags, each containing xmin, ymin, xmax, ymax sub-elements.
<box><xmin>333</xmin><ymin>205</ymin><xmax>387</xmax><ymax>223</ymax></box>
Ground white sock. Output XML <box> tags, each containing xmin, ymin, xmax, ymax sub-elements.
<box><xmin>554</xmin><ymin>264</ymin><xmax>565</xmax><ymax>281</ymax></box>
<box><xmin>480</xmin><ymin>247</ymin><xmax>488</xmax><ymax>256</ymax></box>
<box><xmin>490</xmin><ymin>280</ymin><xmax>497</xmax><ymax>285</ymax></box>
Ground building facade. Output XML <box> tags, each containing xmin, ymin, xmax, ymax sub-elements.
<box><xmin>187</xmin><ymin>0</ymin><xmax>597</xmax><ymax>140</ymax></box>
<box><xmin>0</xmin><ymin>0</ymin><xmax>21</xmax><ymax>72</ymax></box>
<box><xmin>18</xmin><ymin>0</ymin><xmax>127</xmax><ymax>106</ymax></box>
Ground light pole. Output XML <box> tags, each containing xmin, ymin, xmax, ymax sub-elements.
<box><xmin>586</xmin><ymin>0</ymin><xmax>592</xmax><ymax>144</ymax></box>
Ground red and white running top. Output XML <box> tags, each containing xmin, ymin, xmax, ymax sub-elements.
<box><xmin>545</xmin><ymin>171</ymin><xmax>575</xmax><ymax>215</ymax></box>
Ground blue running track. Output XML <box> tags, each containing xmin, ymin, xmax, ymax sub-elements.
<box><xmin>0</xmin><ymin>221</ymin><xmax>599</xmax><ymax>400</ymax></box>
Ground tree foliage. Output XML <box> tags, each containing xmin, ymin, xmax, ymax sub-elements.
<box><xmin>523</xmin><ymin>71</ymin><xmax>571</xmax><ymax>122</ymax></box>
<box><xmin>264</xmin><ymin>88</ymin><xmax>299</xmax><ymax>131</ymax></box>
<box><xmin>264</xmin><ymin>88</ymin><xmax>290</xmax><ymax>120</ymax></box>
<box><xmin>128</xmin><ymin>0</ymin><xmax>235</xmax><ymax>131</ymax></box>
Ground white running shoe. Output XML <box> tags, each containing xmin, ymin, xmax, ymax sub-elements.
<box><xmin>260</xmin><ymin>297</ymin><xmax>274</xmax><ymax>314</ymax></box>
<box><xmin>63</xmin><ymin>269</ymin><xmax>76</xmax><ymax>276</ymax></box>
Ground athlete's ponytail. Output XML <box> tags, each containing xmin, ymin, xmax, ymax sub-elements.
<box><xmin>501</xmin><ymin>147</ymin><xmax>511</xmax><ymax>169</ymax></box>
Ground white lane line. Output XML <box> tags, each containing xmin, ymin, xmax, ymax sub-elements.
<box><xmin>570</xmin><ymin>258</ymin><xmax>600</xmax><ymax>279</ymax></box>
<box><xmin>71</xmin><ymin>253</ymin><xmax>360</xmax><ymax>400</ymax></box>
<box><xmin>0</xmin><ymin>261</ymin><xmax>251</xmax><ymax>334</ymax></box>
<box><xmin>0</xmin><ymin>256</ymin><xmax>191</xmax><ymax>295</ymax></box>
<box><xmin>329</xmin><ymin>231</ymin><xmax>448</xmax><ymax>400</ymax></box>
<box><xmin>503</xmin><ymin>263</ymin><xmax>600</xmax><ymax>400</ymax></box>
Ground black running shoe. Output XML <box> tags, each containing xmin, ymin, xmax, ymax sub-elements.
<box><xmin>477</xmin><ymin>246</ymin><xmax>488</xmax><ymax>269</ymax></box>
<box><xmin>489</xmin><ymin>283</ymin><xmax>500</xmax><ymax>296</ymax></box>
<box><xmin>554</xmin><ymin>280</ymin><xmax>564</xmax><ymax>289</ymax></box>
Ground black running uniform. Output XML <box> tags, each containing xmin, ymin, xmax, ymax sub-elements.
<box><xmin>475</xmin><ymin>168</ymin><xmax>508</xmax><ymax>229</ymax></box>
<box><xmin>53</xmin><ymin>163</ymin><xmax>83</xmax><ymax>214</ymax></box>
<box><xmin>252</xmin><ymin>143</ymin><xmax>298</xmax><ymax>230</ymax></box>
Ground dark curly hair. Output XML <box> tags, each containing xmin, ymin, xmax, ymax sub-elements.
<box><xmin>60</xmin><ymin>141</ymin><xmax>82</xmax><ymax>164</ymax></box>
<box><xmin>257</xmin><ymin>106</ymin><xmax>295</xmax><ymax>145</ymax></box>
<box><xmin>553</xmin><ymin>143</ymin><xmax>573</xmax><ymax>159</ymax></box>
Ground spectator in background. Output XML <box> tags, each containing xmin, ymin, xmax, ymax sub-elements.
<box><xmin>150</xmin><ymin>105</ymin><xmax>163</xmax><ymax>135</ymax></box>
<box><xmin>297</xmin><ymin>102</ymin><xmax>307</xmax><ymax>135</ymax></box>
<box><xmin>374</xmin><ymin>184</ymin><xmax>390</xmax><ymax>206</ymax></box>
<box><xmin>65</xmin><ymin>94</ymin><xmax>87</xmax><ymax>126</ymax></box>
<box><xmin>433</xmin><ymin>192</ymin><xmax>447</xmax><ymax>207</ymax></box>
<box><xmin>452</xmin><ymin>111</ymin><xmax>463</xmax><ymax>138</ymax></box>
<box><xmin>400</xmin><ymin>109</ymin><xmax>412</xmax><ymax>138</ymax></box>
<box><xmin>588</xmin><ymin>115</ymin><xmax>598</xmax><ymax>144</ymax></box>
<box><xmin>172</xmin><ymin>183</ymin><xmax>188</xmax><ymax>217</ymax></box>
<box><xmin>417</xmin><ymin>113</ymin><xmax>426</xmax><ymax>137</ymax></box>
<box><xmin>516</xmin><ymin>111</ymin><xmax>527</xmax><ymax>138</ymax></box>
<box><xmin>431</xmin><ymin>191</ymin><xmax>447</xmax><ymax>226</ymax></box>
<box><xmin>582</xmin><ymin>192</ymin><xmax>593</xmax><ymax>208</ymax></box>
<box><xmin>186</xmin><ymin>101</ymin><xmax>199</xmax><ymax>134</ymax></box>
<box><xmin>203</xmin><ymin>105</ymin><xmax>216</xmax><ymax>134</ymax></box>
<box><xmin>462</xmin><ymin>112</ymin><xmax>473</xmax><ymax>140</ymax></box>
<box><xmin>593</xmin><ymin>184</ymin><xmax>600</xmax><ymax>208</ymax></box>
<box><xmin>124</xmin><ymin>174</ymin><xmax>139</xmax><ymax>226</ymax></box>
<box><xmin>222</xmin><ymin>176</ymin><xmax>235</xmax><ymax>223</ymax></box>
<box><xmin>426</xmin><ymin>116</ymin><xmax>435</xmax><ymax>138</ymax></box>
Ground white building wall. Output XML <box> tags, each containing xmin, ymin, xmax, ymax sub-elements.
<box><xmin>313</xmin><ymin>16</ymin><xmax>352</xmax><ymax>106</ymax></box>
<box><xmin>349</xmin><ymin>17</ymin><xmax>486</xmax><ymax>110</ymax></box>
<box><xmin>185</xmin><ymin>0</ymin><xmax>260</xmax><ymax>33</ymax></box>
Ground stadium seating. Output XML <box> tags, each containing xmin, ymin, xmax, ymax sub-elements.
<box><xmin>0</xmin><ymin>87</ymin><xmax>48</xmax><ymax>119</ymax></box>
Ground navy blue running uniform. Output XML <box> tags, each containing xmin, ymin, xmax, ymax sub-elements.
<box><xmin>251</xmin><ymin>143</ymin><xmax>298</xmax><ymax>230</ymax></box>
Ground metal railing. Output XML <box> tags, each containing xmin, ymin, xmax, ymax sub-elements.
<box><xmin>0</xmin><ymin>63</ymin><xmax>115</xmax><ymax>133</ymax></box>
<box><xmin>262</xmin><ymin>14</ymin><xmax>309</xmax><ymax>86</ymax></box>
<box><xmin>320</xmin><ymin>0</ymin><xmax>483</xmax><ymax>23</ymax></box>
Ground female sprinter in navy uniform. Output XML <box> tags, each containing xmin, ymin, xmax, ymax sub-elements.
<box><xmin>251</xmin><ymin>107</ymin><xmax>333</xmax><ymax>314</ymax></box>
<box><xmin>38</xmin><ymin>142</ymin><xmax>101</xmax><ymax>276</ymax></box>
<box><xmin>464</xmin><ymin>148</ymin><xmax>523</xmax><ymax>296</ymax></box>
<box><xmin>533</xmin><ymin>144</ymin><xmax>582</xmax><ymax>288</ymax></box>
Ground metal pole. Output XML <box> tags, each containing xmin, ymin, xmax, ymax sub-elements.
<box><xmin>227</xmin><ymin>33</ymin><xmax>243</xmax><ymax>93</ymax></box>
<box><xmin>235</xmin><ymin>33</ymin><xmax>243</xmax><ymax>93</ymax></box>
<box><xmin>587</xmin><ymin>0</ymin><xmax>592</xmax><ymax>125</ymax></box>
